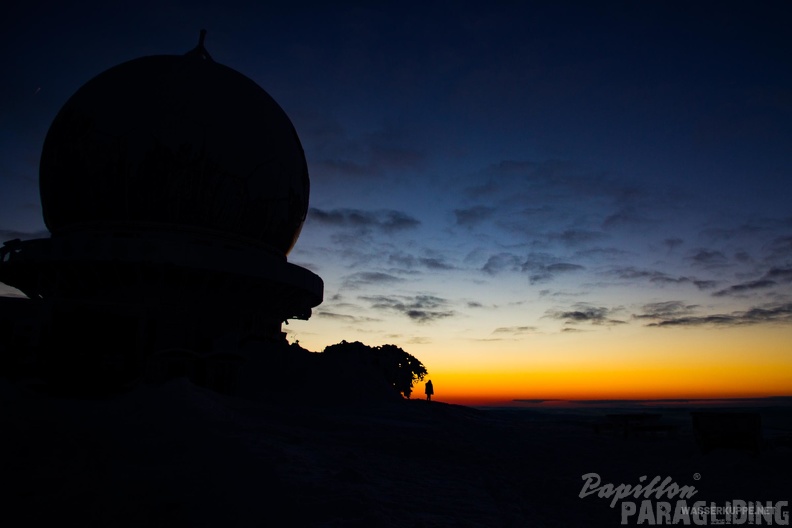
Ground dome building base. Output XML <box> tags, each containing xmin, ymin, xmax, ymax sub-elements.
<box><xmin>0</xmin><ymin>34</ymin><xmax>323</xmax><ymax>396</ymax></box>
<box><xmin>0</xmin><ymin>231</ymin><xmax>322</xmax><ymax>394</ymax></box>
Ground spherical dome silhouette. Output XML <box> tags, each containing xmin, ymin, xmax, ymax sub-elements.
<box><xmin>40</xmin><ymin>41</ymin><xmax>309</xmax><ymax>255</ymax></box>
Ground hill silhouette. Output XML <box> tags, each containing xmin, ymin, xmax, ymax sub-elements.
<box><xmin>2</xmin><ymin>376</ymin><xmax>790</xmax><ymax>527</ymax></box>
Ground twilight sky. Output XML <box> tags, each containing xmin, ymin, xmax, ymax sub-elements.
<box><xmin>2</xmin><ymin>1</ymin><xmax>791</xmax><ymax>403</ymax></box>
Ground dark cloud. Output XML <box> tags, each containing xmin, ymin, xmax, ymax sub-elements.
<box><xmin>693</xmin><ymin>280</ymin><xmax>719</xmax><ymax>290</ymax></box>
<box><xmin>525</xmin><ymin>261</ymin><xmax>585</xmax><ymax>284</ymax></box>
<box><xmin>482</xmin><ymin>253</ymin><xmax>521</xmax><ymax>275</ymax></box>
<box><xmin>546</xmin><ymin>263</ymin><xmax>584</xmax><ymax>273</ymax></box>
<box><xmin>314</xmin><ymin>311</ymin><xmax>380</xmax><ymax>324</ymax></box>
<box><xmin>646</xmin><ymin>302</ymin><xmax>792</xmax><ymax>327</ymax></box>
<box><xmin>492</xmin><ymin>326</ymin><xmax>537</xmax><ymax>335</ymax></box>
<box><xmin>573</xmin><ymin>247</ymin><xmax>629</xmax><ymax>261</ymax></box>
<box><xmin>689</xmin><ymin>249</ymin><xmax>729</xmax><ymax>268</ymax></box>
<box><xmin>359</xmin><ymin>294</ymin><xmax>455</xmax><ymax>323</ymax></box>
<box><xmin>538</xmin><ymin>289</ymin><xmax>587</xmax><ymax>298</ymax></box>
<box><xmin>548</xmin><ymin>229</ymin><xmax>606</xmax><ymax>247</ymax></box>
<box><xmin>371</xmin><ymin>211</ymin><xmax>421</xmax><ymax>233</ymax></box>
<box><xmin>388</xmin><ymin>253</ymin><xmax>416</xmax><ymax>268</ymax></box>
<box><xmin>712</xmin><ymin>267</ymin><xmax>792</xmax><ymax>297</ymax></box>
<box><xmin>404</xmin><ymin>309</ymin><xmax>450</xmax><ymax>323</ymax></box>
<box><xmin>309</xmin><ymin>208</ymin><xmax>420</xmax><ymax>233</ymax></box>
<box><xmin>713</xmin><ymin>279</ymin><xmax>776</xmax><ymax>297</ymax></box>
<box><xmin>480</xmin><ymin>252</ymin><xmax>586</xmax><ymax>283</ymax></box>
<box><xmin>607</xmin><ymin>267</ymin><xmax>695</xmax><ymax>287</ymax></box>
<box><xmin>546</xmin><ymin>304</ymin><xmax>626</xmax><ymax>326</ymax></box>
<box><xmin>467</xmin><ymin>301</ymin><xmax>484</xmax><ymax>308</ymax></box>
<box><xmin>419</xmin><ymin>257</ymin><xmax>455</xmax><ymax>271</ymax></box>
<box><xmin>519</xmin><ymin>253</ymin><xmax>556</xmax><ymax>272</ymax></box>
<box><xmin>764</xmin><ymin>267</ymin><xmax>792</xmax><ymax>283</ymax></box>
<box><xmin>610</xmin><ymin>267</ymin><xmax>667</xmax><ymax>281</ymax></box>
<box><xmin>627</xmin><ymin>269</ymin><xmax>666</xmax><ymax>281</ymax></box>
<box><xmin>650</xmin><ymin>275</ymin><xmax>694</xmax><ymax>286</ymax></box>
<box><xmin>634</xmin><ymin>301</ymin><xmax>698</xmax><ymax>320</ymax></box>
<box><xmin>454</xmin><ymin>206</ymin><xmax>496</xmax><ymax>227</ymax></box>
<box><xmin>387</xmin><ymin>253</ymin><xmax>455</xmax><ymax>271</ymax></box>
<box><xmin>341</xmin><ymin>271</ymin><xmax>405</xmax><ymax>289</ymax></box>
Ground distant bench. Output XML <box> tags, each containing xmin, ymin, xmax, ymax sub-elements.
<box><xmin>690</xmin><ymin>411</ymin><xmax>762</xmax><ymax>454</ymax></box>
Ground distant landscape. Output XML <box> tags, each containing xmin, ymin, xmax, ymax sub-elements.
<box><xmin>508</xmin><ymin>396</ymin><xmax>792</xmax><ymax>408</ymax></box>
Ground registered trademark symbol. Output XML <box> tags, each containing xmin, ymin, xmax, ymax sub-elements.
<box><xmin>693</xmin><ymin>473</ymin><xmax>701</xmax><ymax>480</ymax></box>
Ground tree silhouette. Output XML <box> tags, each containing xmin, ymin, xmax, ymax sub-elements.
<box><xmin>322</xmin><ymin>341</ymin><xmax>428</xmax><ymax>399</ymax></box>
<box><xmin>378</xmin><ymin>344</ymin><xmax>428</xmax><ymax>398</ymax></box>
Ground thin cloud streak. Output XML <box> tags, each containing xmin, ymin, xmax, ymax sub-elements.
<box><xmin>643</xmin><ymin>303</ymin><xmax>792</xmax><ymax>328</ymax></box>
<box><xmin>359</xmin><ymin>294</ymin><xmax>455</xmax><ymax>323</ymax></box>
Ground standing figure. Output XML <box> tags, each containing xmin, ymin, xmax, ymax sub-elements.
<box><xmin>425</xmin><ymin>380</ymin><xmax>434</xmax><ymax>401</ymax></box>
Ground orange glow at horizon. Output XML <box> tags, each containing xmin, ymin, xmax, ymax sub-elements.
<box><xmin>431</xmin><ymin>364</ymin><xmax>792</xmax><ymax>406</ymax></box>
<box><xmin>407</xmin><ymin>325</ymin><xmax>792</xmax><ymax>406</ymax></box>
<box><xmin>292</xmin><ymin>316</ymin><xmax>792</xmax><ymax>407</ymax></box>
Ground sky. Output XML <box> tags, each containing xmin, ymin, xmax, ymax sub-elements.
<box><xmin>2</xmin><ymin>1</ymin><xmax>792</xmax><ymax>405</ymax></box>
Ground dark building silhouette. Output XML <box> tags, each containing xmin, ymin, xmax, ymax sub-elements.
<box><xmin>0</xmin><ymin>32</ymin><xmax>323</xmax><ymax>393</ymax></box>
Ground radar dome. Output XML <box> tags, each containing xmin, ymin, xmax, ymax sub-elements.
<box><xmin>39</xmin><ymin>35</ymin><xmax>309</xmax><ymax>255</ymax></box>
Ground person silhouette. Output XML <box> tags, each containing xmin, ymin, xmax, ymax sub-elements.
<box><xmin>425</xmin><ymin>380</ymin><xmax>434</xmax><ymax>401</ymax></box>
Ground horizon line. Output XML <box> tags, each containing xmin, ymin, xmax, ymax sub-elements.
<box><xmin>512</xmin><ymin>396</ymin><xmax>792</xmax><ymax>404</ymax></box>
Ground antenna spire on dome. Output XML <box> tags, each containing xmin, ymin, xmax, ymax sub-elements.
<box><xmin>186</xmin><ymin>29</ymin><xmax>213</xmax><ymax>61</ymax></box>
